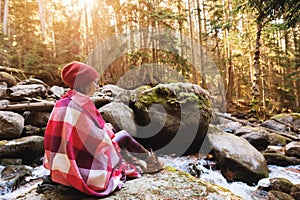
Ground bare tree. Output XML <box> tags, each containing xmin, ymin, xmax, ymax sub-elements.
<box><xmin>3</xmin><ymin>0</ymin><xmax>9</xmax><ymax>35</ymax></box>
<box><xmin>38</xmin><ymin>0</ymin><xmax>46</xmax><ymax>39</ymax></box>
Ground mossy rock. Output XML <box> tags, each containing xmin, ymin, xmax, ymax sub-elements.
<box><xmin>268</xmin><ymin>190</ymin><xmax>295</xmax><ymax>200</ymax></box>
<box><xmin>263</xmin><ymin>152</ymin><xmax>300</xmax><ymax>166</ymax></box>
<box><xmin>269</xmin><ymin>177</ymin><xmax>294</xmax><ymax>194</ymax></box>
<box><xmin>5</xmin><ymin>167</ymin><xmax>243</xmax><ymax>200</ymax></box>
<box><xmin>0</xmin><ymin>72</ymin><xmax>17</xmax><ymax>87</ymax></box>
<box><xmin>134</xmin><ymin>83</ymin><xmax>211</xmax><ymax>111</ymax></box>
<box><xmin>132</xmin><ymin>83</ymin><xmax>212</xmax><ymax>155</ymax></box>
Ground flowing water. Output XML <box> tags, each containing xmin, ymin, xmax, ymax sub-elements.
<box><xmin>161</xmin><ymin>155</ymin><xmax>300</xmax><ymax>200</ymax></box>
<box><xmin>1</xmin><ymin>156</ymin><xmax>300</xmax><ymax>199</ymax></box>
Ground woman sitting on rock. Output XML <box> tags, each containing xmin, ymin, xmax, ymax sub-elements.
<box><xmin>43</xmin><ymin>61</ymin><xmax>163</xmax><ymax>197</ymax></box>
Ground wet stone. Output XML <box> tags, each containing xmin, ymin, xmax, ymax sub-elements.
<box><xmin>0</xmin><ymin>111</ymin><xmax>24</xmax><ymax>140</ymax></box>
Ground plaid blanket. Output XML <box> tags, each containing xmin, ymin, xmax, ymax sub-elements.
<box><xmin>44</xmin><ymin>90</ymin><xmax>140</xmax><ymax>197</ymax></box>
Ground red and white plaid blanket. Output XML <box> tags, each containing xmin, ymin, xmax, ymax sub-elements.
<box><xmin>44</xmin><ymin>90</ymin><xmax>140</xmax><ymax>197</ymax></box>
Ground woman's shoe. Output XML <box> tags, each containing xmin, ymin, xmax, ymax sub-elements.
<box><xmin>123</xmin><ymin>150</ymin><xmax>147</xmax><ymax>173</ymax></box>
<box><xmin>144</xmin><ymin>149</ymin><xmax>164</xmax><ymax>174</ymax></box>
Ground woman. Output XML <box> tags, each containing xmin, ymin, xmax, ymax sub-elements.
<box><xmin>43</xmin><ymin>61</ymin><xmax>163</xmax><ymax>197</ymax></box>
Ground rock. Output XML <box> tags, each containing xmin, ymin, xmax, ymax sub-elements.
<box><xmin>262</xmin><ymin>113</ymin><xmax>300</xmax><ymax>132</ymax></box>
<box><xmin>206</xmin><ymin>125</ymin><xmax>269</xmax><ymax>185</ymax></box>
<box><xmin>263</xmin><ymin>152</ymin><xmax>300</xmax><ymax>166</ymax></box>
<box><xmin>0</xmin><ymin>84</ymin><xmax>7</xmax><ymax>99</ymax></box>
<box><xmin>49</xmin><ymin>86</ymin><xmax>65</xmax><ymax>98</ymax></box>
<box><xmin>241</xmin><ymin>131</ymin><xmax>270</xmax><ymax>151</ymax></box>
<box><xmin>99</xmin><ymin>102</ymin><xmax>137</xmax><ymax>136</ymax></box>
<box><xmin>101</xmin><ymin>84</ymin><xmax>133</xmax><ymax>103</ymax></box>
<box><xmin>235</xmin><ymin>126</ymin><xmax>268</xmax><ymax>136</ymax></box>
<box><xmin>18</xmin><ymin>78</ymin><xmax>48</xmax><ymax>87</ymax></box>
<box><xmin>0</xmin><ymin>72</ymin><xmax>17</xmax><ymax>87</ymax></box>
<box><xmin>7</xmin><ymin>84</ymin><xmax>48</xmax><ymax>100</ymax></box>
<box><xmin>269</xmin><ymin>178</ymin><xmax>294</xmax><ymax>194</ymax></box>
<box><xmin>285</xmin><ymin>141</ymin><xmax>300</xmax><ymax>159</ymax></box>
<box><xmin>0</xmin><ymin>158</ymin><xmax>22</xmax><ymax>165</ymax></box>
<box><xmin>273</xmin><ymin>113</ymin><xmax>300</xmax><ymax>128</ymax></box>
<box><xmin>234</xmin><ymin>126</ymin><xmax>292</xmax><ymax>146</ymax></box>
<box><xmin>251</xmin><ymin>189</ymin><xmax>269</xmax><ymax>200</ymax></box>
<box><xmin>217</xmin><ymin>121</ymin><xmax>243</xmax><ymax>134</ymax></box>
<box><xmin>24</xmin><ymin>111</ymin><xmax>50</xmax><ymax>128</ymax></box>
<box><xmin>267</xmin><ymin>132</ymin><xmax>293</xmax><ymax>146</ymax></box>
<box><xmin>0</xmin><ymin>99</ymin><xmax>10</xmax><ymax>106</ymax></box>
<box><xmin>268</xmin><ymin>190</ymin><xmax>295</xmax><ymax>200</ymax></box>
<box><xmin>261</xmin><ymin>119</ymin><xmax>287</xmax><ymax>132</ymax></box>
<box><xmin>0</xmin><ymin>165</ymin><xmax>32</xmax><ymax>195</ymax></box>
<box><xmin>132</xmin><ymin>82</ymin><xmax>212</xmax><ymax>155</ymax></box>
<box><xmin>0</xmin><ymin>111</ymin><xmax>24</xmax><ymax>140</ymax></box>
<box><xmin>290</xmin><ymin>184</ymin><xmax>300</xmax><ymax>200</ymax></box>
<box><xmin>3</xmin><ymin>167</ymin><xmax>243</xmax><ymax>200</ymax></box>
<box><xmin>233</xmin><ymin>125</ymin><xmax>290</xmax><ymax>146</ymax></box>
<box><xmin>0</xmin><ymin>136</ymin><xmax>44</xmax><ymax>164</ymax></box>
<box><xmin>22</xmin><ymin>125</ymin><xmax>42</xmax><ymax>136</ymax></box>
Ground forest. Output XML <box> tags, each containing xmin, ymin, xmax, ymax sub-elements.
<box><xmin>0</xmin><ymin>0</ymin><xmax>299</xmax><ymax>120</ymax></box>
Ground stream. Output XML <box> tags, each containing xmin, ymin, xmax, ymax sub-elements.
<box><xmin>161</xmin><ymin>155</ymin><xmax>300</xmax><ymax>200</ymax></box>
<box><xmin>1</xmin><ymin>155</ymin><xmax>300</xmax><ymax>199</ymax></box>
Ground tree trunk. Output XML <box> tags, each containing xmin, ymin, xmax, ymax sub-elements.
<box><xmin>251</xmin><ymin>17</ymin><xmax>264</xmax><ymax>116</ymax></box>
<box><xmin>187</xmin><ymin>0</ymin><xmax>198</xmax><ymax>84</ymax></box>
<box><xmin>3</xmin><ymin>0</ymin><xmax>9</xmax><ymax>35</ymax></box>
<box><xmin>293</xmin><ymin>28</ymin><xmax>300</xmax><ymax>109</ymax></box>
<box><xmin>196</xmin><ymin>0</ymin><xmax>205</xmax><ymax>88</ymax></box>
<box><xmin>38</xmin><ymin>0</ymin><xmax>45</xmax><ymax>39</ymax></box>
<box><xmin>0</xmin><ymin>0</ymin><xmax>2</xmax><ymax>24</ymax></box>
<box><xmin>84</xmin><ymin>0</ymin><xmax>89</xmax><ymax>55</ymax></box>
<box><xmin>225</xmin><ymin>0</ymin><xmax>233</xmax><ymax>103</ymax></box>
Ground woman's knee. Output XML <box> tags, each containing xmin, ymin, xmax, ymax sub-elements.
<box><xmin>113</xmin><ymin>130</ymin><xmax>131</xmax><ymax>147</ymax></box>
<box><xmin>115</xmin><ymin>130</ymin><xmax>131</xmax><ymax>139</ymax></box>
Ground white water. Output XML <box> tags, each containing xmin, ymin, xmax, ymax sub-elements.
<box><xmin>161</xmin><ymin>155</ymin><xmax>300</xmax><ymax>200</ymax></box>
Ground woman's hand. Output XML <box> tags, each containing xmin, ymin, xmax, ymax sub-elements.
<box><xmin>105</xmin><ymin>123</ymin><xmax>114</xmax><ymax>131</ymax></box>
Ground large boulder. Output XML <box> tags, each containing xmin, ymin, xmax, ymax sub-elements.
<box><xmin>2</xmin><ymin>167</ymin><xmax>243</xmax><ymax>200</ymax></box>
<box><xmin>99</xmin><ymin>102</ymin><xmax>137</xmax><ymax>136</ymax></box>
<box><xmin>0</xmin><ymin>136</ymin><xmax>44</xmax><ymax>164</ymax></box>
<box><xmin>24</xmin><ymin>111</ymin><xmax>50</xmax><ymax>128</ymax></box>
<box><xmin>7</xmin><ymin>84</ymin><xmax>48</xmax><ymax>100</ymax></box>
<box><xmin>132</xmin><ymin>82</ymin><xmax>212</xmax><ymax>155</ymax></box>
<box><xmin>206</xmin><ymin>125</ymin><xmax>269</xmax><ymax>185</ymax></box>
<box><xmin>0</xmin><ymin>111</ymin><xmax>24</xmax><ymax>140</ymax></box>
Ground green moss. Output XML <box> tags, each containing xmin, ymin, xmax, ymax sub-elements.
<box><xmin>178</xmin><ymin>92</ymin><xmax>211</xmax><ymax>109</ymax></box>
<box><xmin>291</xmin><ymin>113</ymin><xmax>300</xmax><ymax>118</ymax></box>
<box><xmin>0</xmin><ymin>140</ymin><xmax>8</xmax><ymax>145</ymax></box>
<box><xmin>135</xmin><ymin>86</ymin><xmax>176</xmax><ymax>110</ymax></box>
<box><xmin>134</xmin><ymin>85</ymin><xmax>152</xmax><ymax>96</ymax></box>
<box><xmin>273</xmin><ymin>113</ymin><xmax>300</xmax><ymax>119</ymax></box>
<box><xmin>164</xmin><ymin>166</ymin><xmax>232</xmax><ymax>194</ymax></box>
<box><xmin>135</xmin><ymin>84</ymin><xmax>211</xmax><ymax>110</ymax></box>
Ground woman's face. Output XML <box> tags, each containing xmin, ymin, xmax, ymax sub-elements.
<box><xmin>75</xmin><ymin>78</ymin><xmax>99</xmax><ymax>96</ymax></box>
<box><xmin>86</xmin><ymin>79</ymin><xmax>99</xmax><ymax>96</ymax></box>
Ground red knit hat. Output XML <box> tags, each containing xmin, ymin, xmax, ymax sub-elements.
<box><xmin>61</xmin><ymin>61</ymin><xmax>99</xmax><ymax>89</ymax></box>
